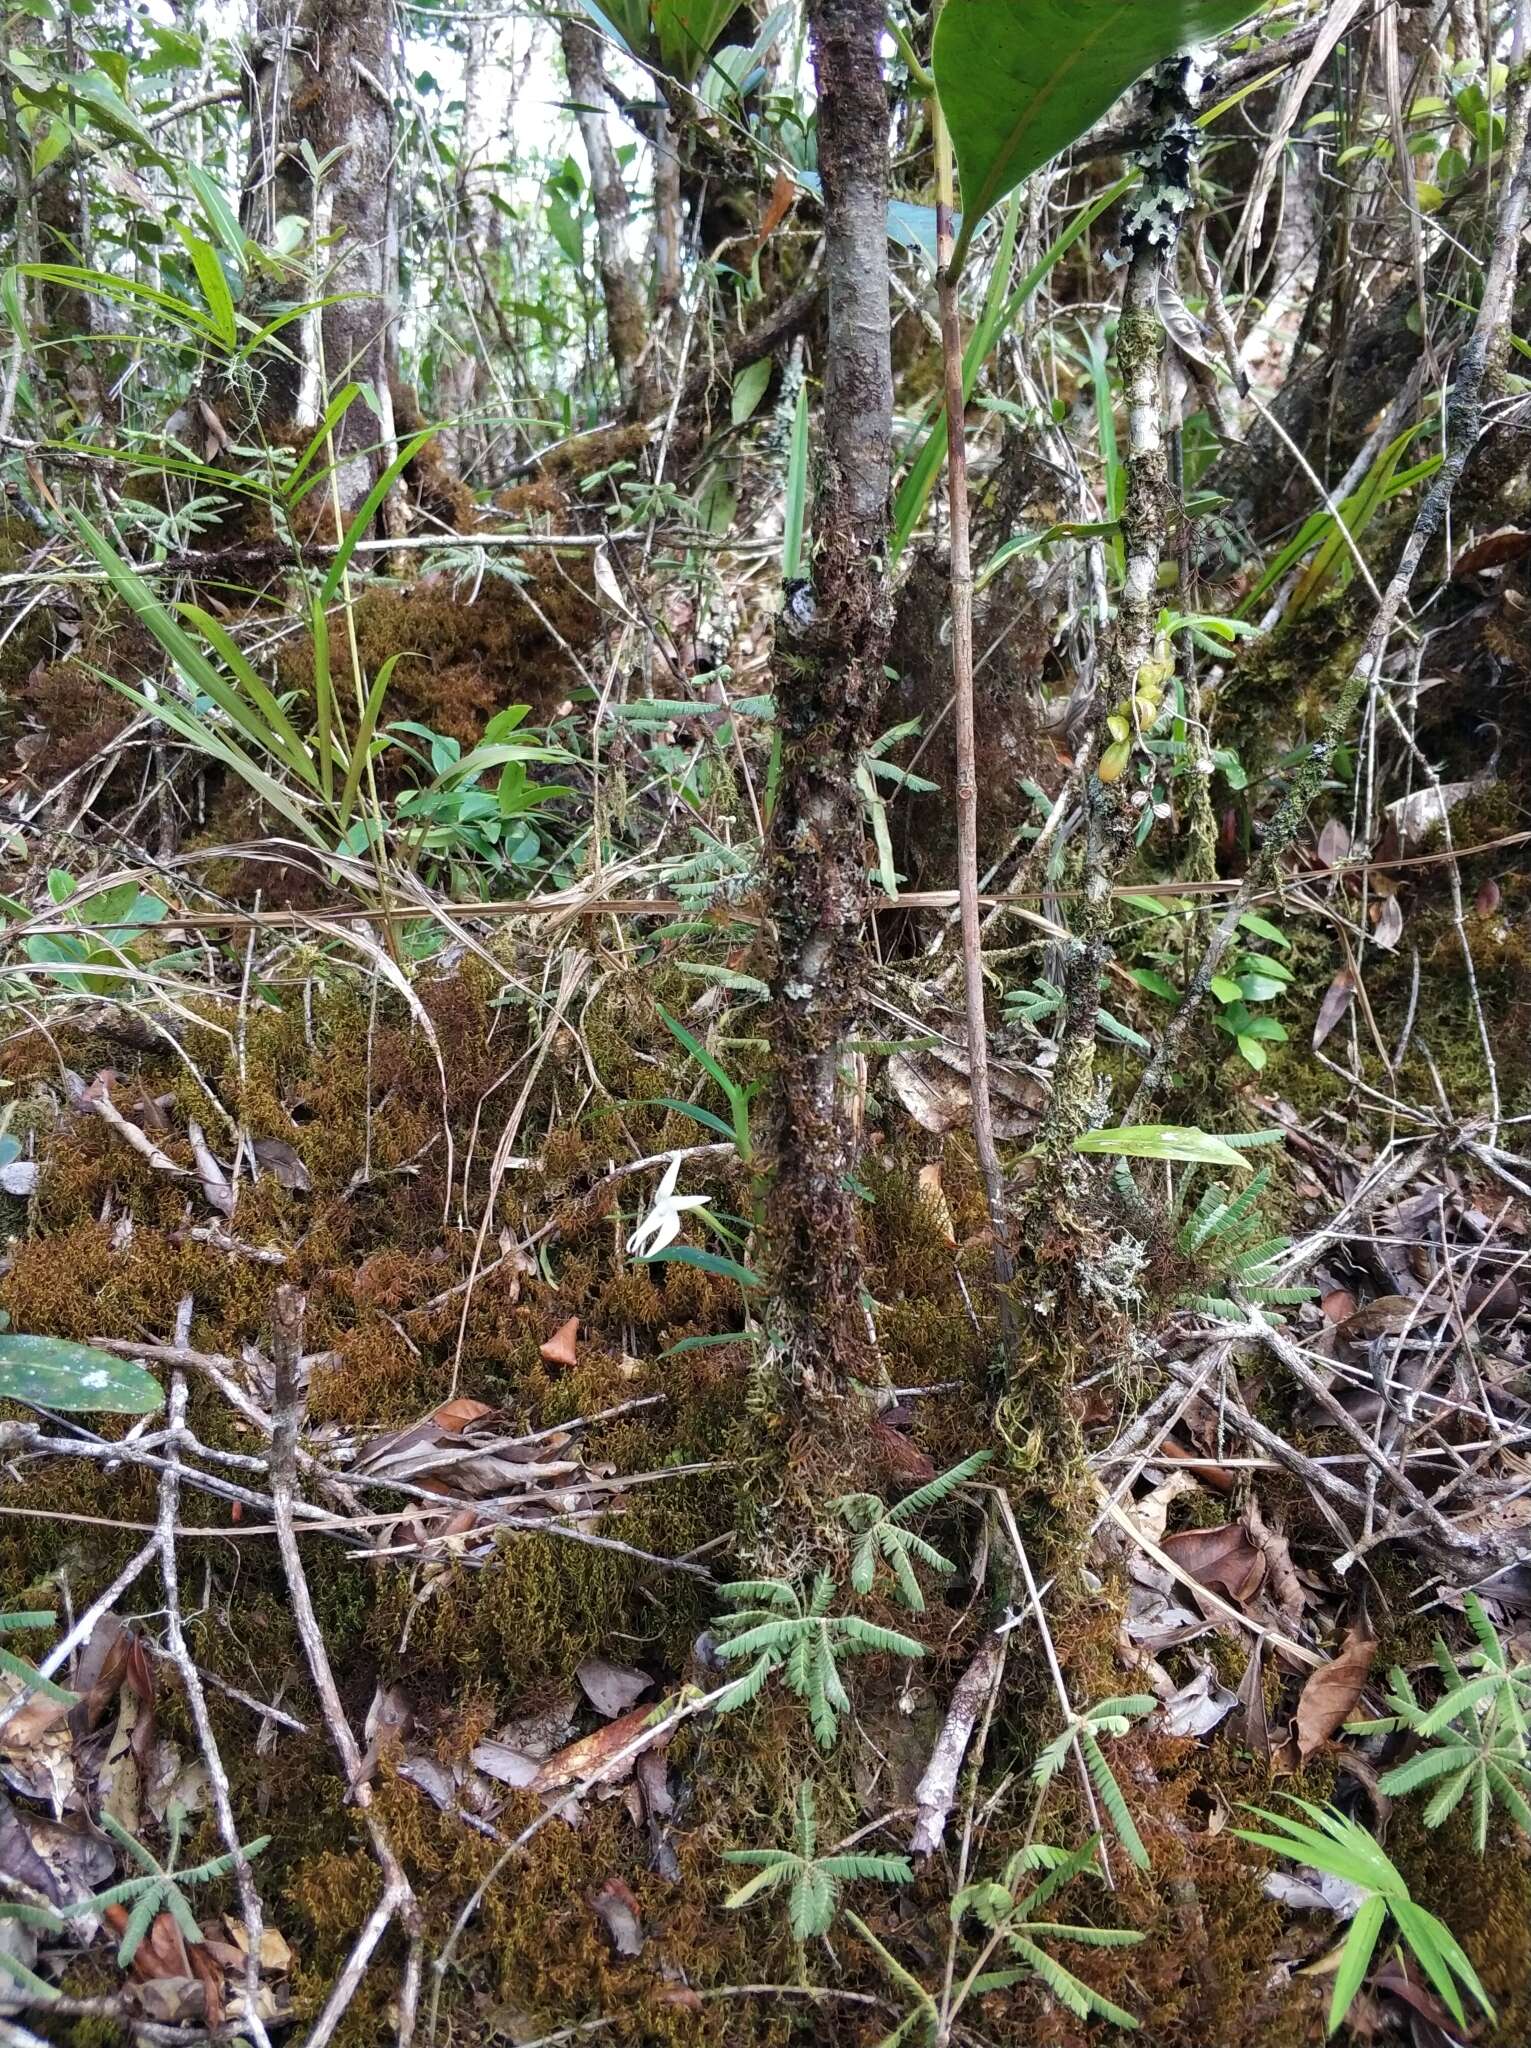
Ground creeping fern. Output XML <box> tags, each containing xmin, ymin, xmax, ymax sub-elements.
<box><xmin>954</xmin><ymin>1835</ymin><xmax>1144</xmax><ymax>2030</ymax></box>
<box><xmin>1350</xmin><ymin>1592</ymin><xmax>1531</xmax><ymax>1850</ymax></box>
<box><xmin>712</xmin><ymin>1571</ymin><xmax>925</xmax><ymax>1749</ymax></box>
<box><xmin>833</xmin><ymin>1449</ymin><xmax>992</xmax><ymax>1612</ymax></box>
<box><xmin>723</xmin><ymin>1782</ymin><xmax>913</xmax><ymax>1938</ymax></box>
<box><xmin>1031</xmin><ymin>1695</ymin><xmax>1155</xmax><ymax>1869</ymax></box>
<box><xmin>1115</xmin><ymin>1149</ymin><xmax>1316</xmax><ymax>1320</ymax></box>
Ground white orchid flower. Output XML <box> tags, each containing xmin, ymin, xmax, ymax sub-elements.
<box><xmin>626</xmin><ymin>1152</ymin><xmax>712</xmax><ymax>1258</ymax></box>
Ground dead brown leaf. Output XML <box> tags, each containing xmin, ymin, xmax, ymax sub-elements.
<box><xmin>529</xmin><ymin>1701</ymin><xmax>668</xmax><ymax>1795</ymax></box>
<box><xmin>1232</xmin><ymin>1639</ymin><xmax>1271</xmax><ymax>1763</ymax></box>
<box><xmin>1451</xmin><ymin>525</ymin><xmax>1531</xmax><ymax>579</ymax></box>
<box><xmin>1313</xmin><ymin>970</ymin><xmax>1356</xmax><ymax>1050</ymax></box>
<box><xmin>539</xmin><ymin>1316</ymin><xmax>580</xmax><ymax>1369</ymax></box>
<box><xmin>1282</xmin><ymin>1624</ymin><xmax>1376</xmax><ymax>1768</ymax></box>
<box><xmin>1293</xmin><ymin>1630</ymin><xmax>1375</xmax><ymax>1761</ymax></box>
<box><xmin>1161</xmin><ymin>1521</ymin><xmax>1266</xmax><ymax>1605</ymax></box>
<box><xmin>251</xmin><ymin>1137</ymin><xmax>310</xmax><ymax>1192</ymax></box>
<box><xmin>749</xmin><ymin>168</ymin><xmax>797</xmax><ymax>257</ymax></box>
<box><xmin>589</xmin><ymin>1876</ymin><xmax>644</xmax><ymax>1956</ymax></box>
<box><xmin>431</xmin><ymin>1397</ymin><xmax>497</xmax><ymax>1433</ymax></box>
<box><xmin>1316</xmin><ymin>817</ymin><xmax>1351</xmax><ymax>870</ymax></box>
<box><xmin>1244</xmin><ymin>1500</ymin><xmax>1306</xmax><ymax>1635</ymax></box>
<box><xmin>576</xmin><ymin>1658</ymin><xmax>651</xmax><ymax>1720</ymax></box>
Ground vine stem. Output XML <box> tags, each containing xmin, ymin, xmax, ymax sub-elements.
<box><xmin>933</xmin><ymin>61</ymin><xmax>1011</xmax><ymax>1296</ymax></box>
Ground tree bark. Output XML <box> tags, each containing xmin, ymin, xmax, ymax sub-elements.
<box><xmin>765</xmin><ymin>0</ymin><xmax>892</xmax><ymax>1391</ymax></box>
<box><xmin>241</xmin><ymin>0</ymin><xmax>398</xmax><ymax>514</ymax></box>
<box><xmin>437</xmin><ymin>15</ymin><xmax>495</xmax><ymax>476</ymax></box>
<box><xmin>559</xmin><ymin>17</ymin><xmax>653</xmax><ymax>414</ymax></box>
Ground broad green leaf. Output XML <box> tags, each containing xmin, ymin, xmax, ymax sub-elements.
<box><xmin>182</xmin><ymin>164</ymin><xmax>248</xmax><ymax>271</ymax></box>
<box><xmin>1329</xmin><ymin>1894</ymin><xmax>1385</xmax><ymax>2034</ymax></box>
<box><xmin>575</xmin><ymin>0</ymin><xmax>652</xmax><ymax>62</ymax></box>
<box><xmin>932</xmin><ymin>0</ymin><xmax>1259</xmax><ymax>276</ymax></box>
<box><xmin>653</xmin><ymin>0</ymin><xmax>736</xmax><ymax>81</ymax></box>
<box><xmin>0</xmin><ymin>1336</ymin><xmax>164</xmax><ymax>1414</ymax></box>
<box><xmin>730</xmin><ymin>355</ymin><xmax>771</xmax><ymax>426</ymax></box>
<box><xmin>1073</xmin><ymin>1125</ymin><xmax>1252</xmax><ymax>1171</ymax></box>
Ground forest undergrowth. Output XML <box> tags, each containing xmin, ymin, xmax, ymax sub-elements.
<box><xmin>0</xmin><ymin>0</ymin><xmax>1529</xmax><ymax>2043</ymax></box>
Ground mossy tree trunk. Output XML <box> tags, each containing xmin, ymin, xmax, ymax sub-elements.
<box><xmin>241</xmin><ymin>0</ymin><xmax>400</xmax><ymax>516</ymax></box>
<box><xmin>764</xmin><ymin>0</ymin><xmax>892</xmax><ymax>1392</ymax></box>
<box><xmin>437</xmin><ymin>15</ymin><xmax>497</xmax><ymax>479</ymax></box>
<box><xmin>559</xmin><ymin>17</ymin><xmax>654</xmax><ymax>415</ymax></box>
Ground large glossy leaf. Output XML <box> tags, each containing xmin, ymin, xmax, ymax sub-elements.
<box><xmin>932</xmin><ymin>0</ymin><xmax>1260</xmax><ymax>274</ymax></box>
<box><xmin>0</xmin><ymin>1336</ymin><xmax>164</xmax><ymax>1414</ymax></box>
<box><xmin>653</xmin><ymin>0</ymin><xmax>737</xmax><ymax>81</ymax></box>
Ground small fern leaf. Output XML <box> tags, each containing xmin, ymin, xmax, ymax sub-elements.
<box><xmin>1083</xmin><ymin>1731</ymin><xmax>1148</xmax><ymax>1868</ymax></box>
<box><xmin>888</xmin><ymin>1448</ymin><xmax>994</xmax><ymax>1522</ymax></box>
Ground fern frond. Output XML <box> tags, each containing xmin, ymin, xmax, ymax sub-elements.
<box><xmin>714</xmin><ymin>1651</ymin><xmax>779</xmax><ymax>1715</ymax></box>
<box><xmin>887</xmin><ymin>1449</ymin><xmax>993</xmax><ymax>1522</ymax></box>
<box><xmin>1082</xmin><ymin>1730</ymin><xmax>1148</xmax><ymax>1869</ymax></box>
<box><xmin>838</xmin><ymin>1617</ymin><xmax>927</xmax><ymax>1659</ymax></box>
<box><xmin>715</xmin><ymin>1618</ymin><xmax>804</xmax><ymax>1659</ymax></box>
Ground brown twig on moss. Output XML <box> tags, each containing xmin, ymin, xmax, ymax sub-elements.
<box><xmin>266</xmin><ymin>1285</ymin><xmax>421</xmax><ymax>2048</ymax></box>
<box><xmin>154</xmin><ymin>1372</ymin><xmax>273</xmax><ymax>2047</ymax></box>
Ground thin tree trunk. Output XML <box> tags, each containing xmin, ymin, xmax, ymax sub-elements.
<box><xmin>1038</xmin><ymin>56</ymin><xmax>1201</xmax><ymax>1166</ymax></box>
<box><xmin>652</xmin><ymin>98</ymin><xmax>683</xmax><ymax>319</ymax></box>
<box><xmin>933</xmin><ymin>86</ymin><xmax>1008</xmax><ymax>1288</ymax></box>
<box><xmin>765</xmin><ymin>0</ymin><xmax>892</xmax><ymax>1391</ymax></box>
<box><xmin>560</xmin><ymin>17</ymin><xmax>652</xmax><ymax>413</ymax></box>
<box><xmin>439</xmin><ymin>15</ymin><xmax>494</xmax><ymax>474</ymax></box>
<box><xmin>241</xmin><ymin>0</ymin><xmax>398</xmax><ymax>514</ymax></box>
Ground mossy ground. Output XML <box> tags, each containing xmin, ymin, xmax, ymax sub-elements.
<box><xmin>4</xmin><ymin>562</ymin><xmax>1528</xmax><ymax>2038</ymax></box>
<box><xmin>8</xmin><ymin>951</ymin><xmax>1524</xmax><ymax>2048</ymax></box>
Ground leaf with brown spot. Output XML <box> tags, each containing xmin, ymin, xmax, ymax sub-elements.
<box><xmin>1371</xmin><ymin>892</ymin><xmax>1404</xmax><ymax>952</ymax></box>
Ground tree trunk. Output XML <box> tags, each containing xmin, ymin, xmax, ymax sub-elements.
<box><xmin>652</xmin><ymin>98</ymin><xmax>683</xmax><ymax>320</ymax></box>
<box><xmin>765</xmin><ymin>0</ymin><xmax>892</xmax><ymax>1391</ymax></box>
<box><xmin>241</xmin><ymin>0</ymin><xmax>398</xmax><ymax>515</ymax></box>
<box><xmin>559</xmin><ymin>17</ymin><xmax>652</xmax><ymax>414</ymax></box>
<box><xmin>438</xmin><ymin>15</ymin><xmax>495</xmax><ymax>476</ymax></box>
